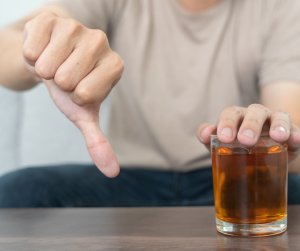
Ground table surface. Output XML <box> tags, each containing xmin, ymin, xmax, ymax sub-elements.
<box><xmin>0</xmin><ymin>206</ymin><xmax>298</xmax><ymax>251</ymax></box>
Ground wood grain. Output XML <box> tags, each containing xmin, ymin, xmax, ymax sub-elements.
<box><xmin>0</xmin><ymin>206</ymin><xmax>298</xmax><ymax>250</ymax></box>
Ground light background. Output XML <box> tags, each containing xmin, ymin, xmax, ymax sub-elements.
<box><xmin>0</xmin><ymin>0</ymin><xmax>110</xmax><ymax>176</ymax></box>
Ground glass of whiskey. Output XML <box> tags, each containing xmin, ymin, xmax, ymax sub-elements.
<box><xmin>211</xmin><ymin>133</ymin><xmax>288</xmax><ymax>237</ymax></box>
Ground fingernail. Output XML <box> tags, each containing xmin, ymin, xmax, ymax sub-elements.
<box><xmin>221</xmin><ymin>127</ymin><xmax>233</xmax><ymax>138</ymax></box>
<box><xmin>242</xmin><ymin>129</ymin><xmax>255</xmax><ymax>139</ymax></box>
<box><xmin>274</xmin><ymin>126</ymin><xmax>287</xmax><ymax>133</ymax></box>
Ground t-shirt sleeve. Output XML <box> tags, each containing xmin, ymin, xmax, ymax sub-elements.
<box><xmin>50</xmin><ymin>0</ymin><xmax>126</xmax><ymax>33</ymax></box>
<box><xmin>259</xmin><ymin>0</ymin><xmax>300</xmax><ymax>87</ymax></box>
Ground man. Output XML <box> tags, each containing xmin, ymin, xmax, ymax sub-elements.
<box><xmin>0</xmin><ymin>0</ymin><xmax>299</xmax><ymax>207</ymax></box>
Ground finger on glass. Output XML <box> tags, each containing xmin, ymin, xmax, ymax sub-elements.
<box><xmin>237</xmin><ymin>104</ymin><xmax>271</xmax><ymax>146</ymax></box>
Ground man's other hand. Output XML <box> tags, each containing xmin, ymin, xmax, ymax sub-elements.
<box><xmin>197</xmin><ymin>104</ymin><xmax>300</xmax><ymax>164</ymax></box>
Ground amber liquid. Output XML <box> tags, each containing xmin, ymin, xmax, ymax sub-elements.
<box><xmin>212</xmin><ymin>146</ymin><xmax>287</xmax><ymax>224</ymax></box>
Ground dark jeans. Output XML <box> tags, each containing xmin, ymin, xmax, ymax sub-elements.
<box><xmin>0</xmin><ymin>164</ymin><xmax>299</xmax><ymax>207</ymax></box>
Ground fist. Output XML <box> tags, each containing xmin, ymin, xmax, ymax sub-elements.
<box><xmin>22</xmin><ymin>11</ymin><xmax>124</xmax><ymax>106</ymax></box>
<box><xmin>22</xmin><ymin>12</ymin><xmax>124</xmax><ymax>178</ymax></box>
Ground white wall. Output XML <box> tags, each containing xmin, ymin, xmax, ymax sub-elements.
<box><xmin>0</xmin><ymin>0</ymin><xmax>50</xmax><ymax>28</ymax></box>
<box><xmin>0</xmin><ymin>0</ymin><xmax>51</xmax><ymax>175</ymax></box>
<box><xmin>0</xmin><ymin>0</ymin><xmax>110</xmax><ymax>175</ymax></box>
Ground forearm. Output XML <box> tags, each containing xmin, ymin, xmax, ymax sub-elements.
<box><xmin>288</xmin><ymin>119</ymin><xmax>300</xmax><ymax>174</ymax></box>
<box><xmin>261</xmin><ymin>82</ymin><xmax>300</xmax><ymax>174</ymax></box>
<box><xmin>0</xmin><ymin>24</ymin><xmax>40</xmax><ymax>91</ymax></box>
<box><xmin>0</xmin><ymin>4</ymin><xmax>73</xmax><ymax>91</ymax></box>
<box><xmin>289</xmin><ymin>156</ymin><xmax>300</xmax><ymax>174</ymax></box>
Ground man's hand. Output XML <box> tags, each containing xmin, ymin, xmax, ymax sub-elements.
<box><xmin>23</xmin><ymin>12</ymin><xmax>124</xmax><ymax>177</ymax></box>
<box><xmin>197</xmin><ymin>104</ymin><xmax>300</xmax><ymax>164</ymax></box>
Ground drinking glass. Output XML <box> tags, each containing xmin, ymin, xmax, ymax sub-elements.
<box><xmin>211</xmin><ymin>133</ymin><xmax>288</xmax><ymax>237</ymax></box>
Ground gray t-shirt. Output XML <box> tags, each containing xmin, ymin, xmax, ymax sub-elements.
<box><xmin>54</xmin><ymin>0</ymin><xmax>300</xmax><ymax>171</ymax></box>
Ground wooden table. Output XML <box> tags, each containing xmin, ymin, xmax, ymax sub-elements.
<box><xmin>0</xmin><ymin>206</ymin><xmax>298</xmax><ymax>251</ymax></box>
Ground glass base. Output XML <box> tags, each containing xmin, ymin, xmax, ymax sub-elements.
<box><xmin>216</xmin><ymin>217</ymin><xmax>287</xmax><ymax>237</ymax></box>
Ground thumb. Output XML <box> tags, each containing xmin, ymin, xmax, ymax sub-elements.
<box><xmin>44</xmin><ymin>79</ymin><xmax>120</xmax><ymax>178</ymax></box>
<box><xmin>76</xmin><ymin>119</ymin><xmax>120</xmax><ymax>178</ymax></box>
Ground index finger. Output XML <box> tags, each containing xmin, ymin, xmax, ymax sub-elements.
<box><xmin>23</xmin><ymin>12</ymin><xmax>57</xmax><ymax>66</ymax></box>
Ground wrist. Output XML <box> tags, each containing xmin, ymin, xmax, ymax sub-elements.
<box><xmin>4</xmin><ymin>53</ymin><xmax>41</xmax><ymax>91</ymax></box>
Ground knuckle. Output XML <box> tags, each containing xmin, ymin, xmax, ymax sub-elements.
<box><xmin>75</xmin><ymin>87</ymin><xmax>94</xmax><ymax>104</ymax></box>
<box><xmin>248</xmin><ymin>104</ymin><xmax>267</xmax><ymax>112</ymax></box>
<box><xmin>35</xmin><ymin>62</ymin><xmax>53</xmax><ymax>79</ymax></box>
<box><xmin>232</xmin><ymin>106</ymin><xmax>243</xmax><ymax>115</ymax></box>
<box><xmin>36</xmin><ymin>11</ymin><xmax>57</xmax><ymax>25</ymax></box>
<box><xmin>270</xmin><ymin>110</ymin><xmax>291</xmax><ymax>128</ymax></box>
<box><xmin>54</xmin><ymin>73</ymin><xmax>74</xmax><ymax>92</ymax></box>
<box><xmin>222</xmin><ymin>106</ymin><xmax>233</xmax><ymax>113</ymax></box>
<box><xmin>248</xmin><ymin>104</ymin><xmax>269</xmax><ymax>118</ymax></box>
<box><xmin>220</xmin><ymin>107</ymin><xmax>229</xmax><ymax>114</ymax></box>
<box><xmin>274</xmin><ymin>109</ymin><xmax>290</xmax><ymax>117</ymax></box>
<box><xmin>109</xmin><ymin>53</ymin><xmax>124</xmax><ymax>76</ymax></box>
<box><xmin>221</xmin><ymin>106</ymin><xmax>242</xmax><ymax>117</ymax></box>
<box><xmin>39</xmin><ymin>11</ymin><xmax>57</xmax><ymax>18</ymax></box>
<box><xmin>89</xmin><ymin>30</ymin><xmax>108</xmax><ymax>50</ymax></box>
<box><xmin>65</xmin><ymin>19</ymin><xmax>82</xmax><ymax>36</ymax></box>
<box><xmin>23</xmin><ymin>46</ymin><xmax>39</xmax><ymax>62</ymax></box>
<box><xmin>24</xmin><ymin>21</ymin><xmax>31</xmax><ymax>32</ymax></box>
<box><xmin>246</xmin><ymin>117</ymin><xmax>260</xmax><ymax>125</ymax></box>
